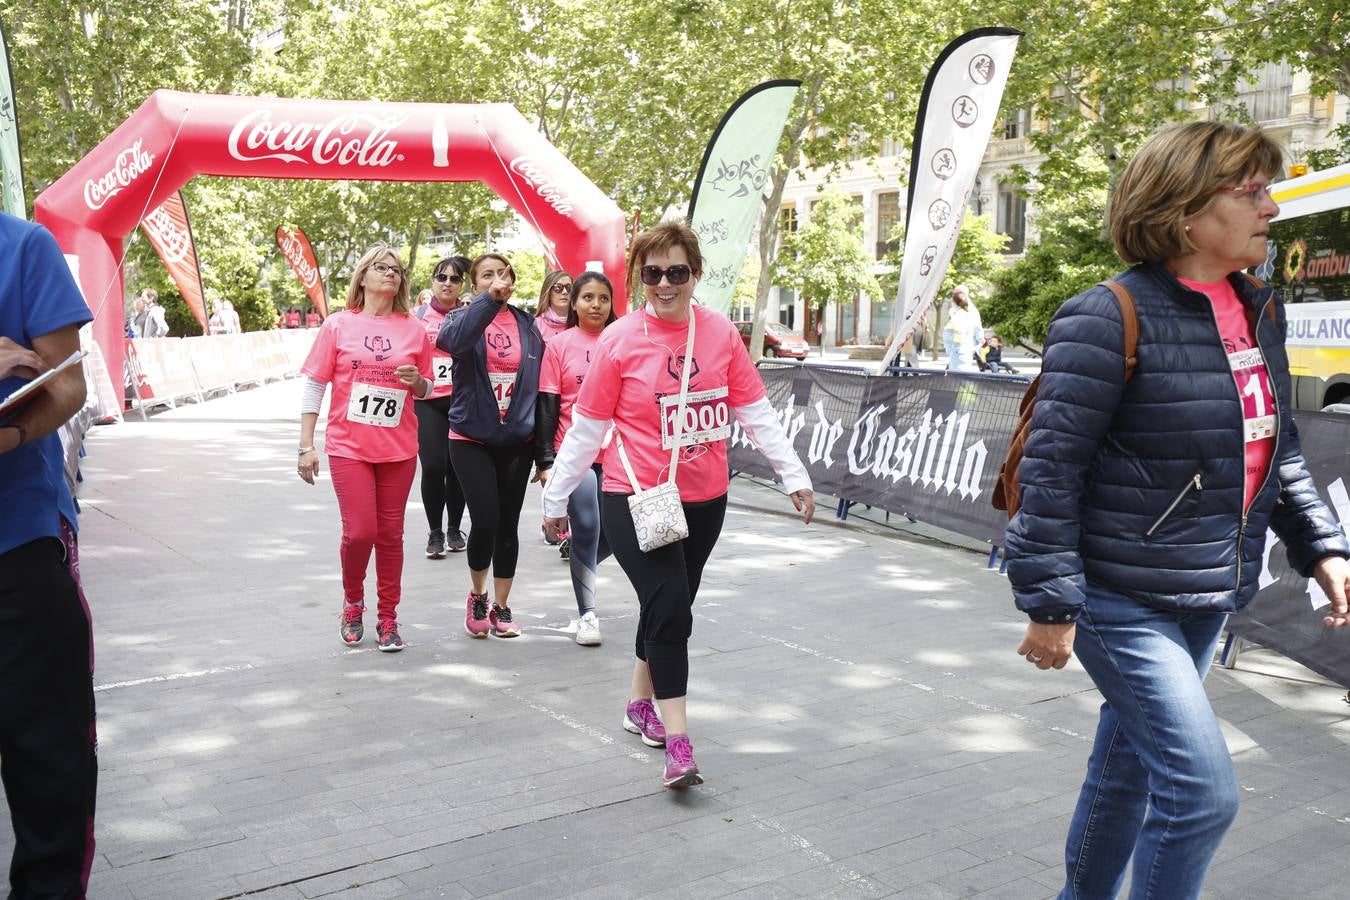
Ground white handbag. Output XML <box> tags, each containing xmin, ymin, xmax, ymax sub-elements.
<box><xmin>615</xmin><ymin>311</ymin><xmax>696</xmax><ymax>553</ymax></box>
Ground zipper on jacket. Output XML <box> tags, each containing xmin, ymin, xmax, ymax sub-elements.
<box><xmin>1146</xmin><ymin>473</ymin><xmax>1203</xmax><ymax>537</ymax></box>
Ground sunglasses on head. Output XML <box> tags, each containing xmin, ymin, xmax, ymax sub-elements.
<box><xmin>639</xmin><ymin>264</ymin><xmax>692</xmax><ymax>286</ymax></box>
<box><xmin>550</xmin><ymin>282</ymin><xmax>572</xmax><ymax>294</ymax></box>
<box><xmin>434</xmin><ymin>272</ymin><xmax>463</xmax><ymax>284</ymax></box>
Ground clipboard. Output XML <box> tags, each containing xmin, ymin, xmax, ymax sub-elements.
<box><xmin>0</xmin><ymin>349</ymin><xmax>88</xmax><ymax>419</ymax></box>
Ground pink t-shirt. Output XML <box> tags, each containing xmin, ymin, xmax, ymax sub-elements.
<box><xmin>540</xmin><ymin>326</ymin><xmax>604</xmax><ymax>464</ymax></box>
<box><xmin>301</xmin><ymin>309</ymin><xmax>433</xmax><ymax>462</ymax></box>
<box><xmin>1180</xmin><ymin>277</ymin><xmax>1276</xmax><ymax>512</ymax></box>
<box><xmin>449</xmin><ymin>303</ymin><xmax>523</xmax><ymax>441</ymax></box>
<box><xmin>415</xmin><ymin>302</ymin><xmax>457</xmax><ymax>400</ymax></box>
<box><xmin>576</xmin><ymin>305</ymin><xmax>766</xmax><ymax>502</ymax></box>
<box><xmin>536</xmin><ymin>310</ymin><xmax>568</xmax><ymax>344</ymax></box>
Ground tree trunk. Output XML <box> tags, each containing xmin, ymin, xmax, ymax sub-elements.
<box><xmin>406</xmin><ymin>220</ymin><xmax>424</xmax><ymax>280</ymax></box>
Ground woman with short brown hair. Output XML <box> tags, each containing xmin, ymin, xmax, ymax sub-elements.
<box><xmin>1005</xmin><ymin>121</ymin><xmax>1350</xmax><ymax>898</ymax></box>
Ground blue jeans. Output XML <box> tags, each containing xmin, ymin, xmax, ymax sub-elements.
<box><xmin>566</xmin><ymin>466</ymin><xmax>611</xmax><ymax>615</ymax></box>
<box><xmin>1060</xmin><ymin>583</ymin><xmax>1238</xmax><ymax>900</ymax></box>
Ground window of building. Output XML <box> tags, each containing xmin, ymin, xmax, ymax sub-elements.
<box><xmin>880</xmin><ymin>137</ymin><xmax>902</xmax><ymax>158</ymax></box>
<box><xmin>875</xmin><ymin>191</ymin><xmax>901</xmax><ymax>259</ymax></box>
<box><xmin>1001</xmin><ymin>109</ymin><xmax>1030</xmax><ymax>140</ymax></box>
<box><xmin>836</xmin><ymin>293</ymin><xmax>858</xmax><ymax>344</ymax></box>
<box><xmin>870</xmin><ymin>295</ymin><xmax>895</xmax><ymax>344</ymax></box>
<box><xmin>996</xmin><ymin>183</ymin><xmax>1026</xmax><ymax>254</ymax></box>
<box><xmin>1232</xmin><ymin>61</ymin><xmax>1293</xmax><ymax>123</ymax></box>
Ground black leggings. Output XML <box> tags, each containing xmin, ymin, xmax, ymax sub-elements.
<box><xmin>449</xmin><ymin>440</ymin><xmax>534</xmax><ymax>578</ymax></box>
<box><xmin>414</xmin><ymin>397</ymin><xmax>466</xmax><ymax>533</ymax></box>
<box><xmin>602</xmin><ymin>492</ymin><xmax>727</xmax><ymax>700</ymax></box>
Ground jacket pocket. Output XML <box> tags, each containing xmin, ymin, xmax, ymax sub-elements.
<box><xmin>1146</xmin><ymin>472</ymin><xmax>1203</xmax><ymax>538</ymax></box>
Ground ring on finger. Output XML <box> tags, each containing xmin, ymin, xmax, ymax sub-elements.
<box><xmin>1028</xmin><ymin>653</ymin><xmax>1044</xmax><ymax>663</ymax></box>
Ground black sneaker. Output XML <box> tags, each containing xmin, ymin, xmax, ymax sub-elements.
<box><xmin>542</xmin><ymin>524</ymin><xmax>560</xmax><ymax>546</ymax></box>
<box><xmin>426</xmin><ymin>529</ymin><xmax>446</xmax><ymax>559</ymax></box>
<box><xmin>559</xmin><ymin>537</ymin><xmax>571</xmax><ymax>560</ymax></box>
<box><xmin>446</xmin><ymin>529</ymin><xmax>466</xmax><ymax>553</ymax></box>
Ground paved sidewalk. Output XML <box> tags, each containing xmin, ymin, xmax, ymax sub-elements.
<box><xmin>12</xmin><ymin>380</ymin><xmax>1350</xmax><ymax>898</ymax></box>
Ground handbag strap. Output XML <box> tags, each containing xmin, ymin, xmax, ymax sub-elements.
<box><xmin>615</xmin><ymin>308</ymin><xmax>697</xmax><ymax>491</ymax></box>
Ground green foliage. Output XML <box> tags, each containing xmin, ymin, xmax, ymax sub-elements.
<box><xmin>881</xmin><ymin>212</ymin><xmax>1009</xmax><ymax>306</ymax></box>
<box><xmin>1307</xmin><ymin>125</ymin><xmax>1350</xmax><ymax>171</ymax></box>
<box><xmin>985</xmin><ymin>190</ymin><xmax>1120</xmax><ymax>344</ymax></box>
<box><xmin>511</xmin><ymin>249</ymin><xmax>549</xmax><ymax>311</ymax></box>
<box><xmin>775</xmin><ymin>189</ymin><xmax>880</xmax><ymax>313</ymax></box>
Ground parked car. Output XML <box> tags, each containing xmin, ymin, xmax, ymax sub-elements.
<box><xmin>734</xmin><ymin>321</ymin><xmax>811</xmax><ymax>359</ymax></box>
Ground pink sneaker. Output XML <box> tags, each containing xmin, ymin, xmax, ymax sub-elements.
<box><xmin>489</xmin><ymin>603</ymin><xmax>521</xmax><ymax>637</ymax></box>
<box><xmin>465</xmin><ymin>592</ymin><xmax>490</xmax><ymax>638</ymax></box>
<box><xmin>662</xmin><ymin>734</ymin><xmax>702</xmax><ymax>789</ymax></box>
<box><xmin>623</xmin><ymin>699</ymin><xmax>666</xmax><ymax>747</ymax></box>
<box><xmin>340</xmin><ymin>601</ymin><xmax>364</xmax><ymax>646</ymax></box>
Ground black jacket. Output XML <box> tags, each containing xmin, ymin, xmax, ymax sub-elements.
<box><xmin>436</xmin><ymin>293</ymin><xmax>544</xmax><ymax>452</ymax></box>
<box><xmin>1004</xmin><ymin>263</ymin><xmax>1349</xmax><ymax>623</ymax></box>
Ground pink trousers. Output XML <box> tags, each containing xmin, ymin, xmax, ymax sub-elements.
<box><xmin>329</xmin><ymin>455</ymin><xmax>417</xmax><ymax>623</ymax></box>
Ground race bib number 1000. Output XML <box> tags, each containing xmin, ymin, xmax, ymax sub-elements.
<box><xmin>347</xmin><ymin>382</ymin><xmax>406</xmax><ymax>428</ymax></box>
<box><xmin>1228</xmin><ymin>348</ymin><xmax>1275</xmax><ymax>443</ymax></box>
<box><xmin>661</xmin><ymin>386</ymin><xmax>731</xmax><ymax>450</ymax></box>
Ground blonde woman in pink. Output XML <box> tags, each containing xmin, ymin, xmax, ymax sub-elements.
<box><xmin>297</xmin><ymin>245</ymin><xmax>434</xmax><ymax>652</ymax></box>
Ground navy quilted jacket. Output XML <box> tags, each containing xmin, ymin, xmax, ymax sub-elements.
<box><xmin>1004</xmin><ymin>262</ymin><xmax>1349</xmax><ymax>623</ymax></box>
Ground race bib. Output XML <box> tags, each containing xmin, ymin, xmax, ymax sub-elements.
<box><xmin>432</xmin><ymin>356</ymin><xmax>453</xmax><ymax>389</ymax></box>
<box><xmin>489</xmin><ymin>371</ymin><xmax>515</xmax><ymax>415</ymax></box>
<box><xmin>661</xmin><ymin>386</ymin><xmax>731</xmax><ymax>450</ymax></box>
<box><xmin>346</xmin><ymin>382</ymin><xmax>406</xmax><ymax>428</ymax></box>
<box><xmin>1229</xmin><ymin>348</ymin><xmax>1275</xmax><ymax>443</ymax></box>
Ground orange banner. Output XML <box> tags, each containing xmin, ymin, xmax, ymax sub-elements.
<box><xmin>276</xmin><ymin>225</ymin><xmax>328</xmax><ymax>318</ymax></box>
<box><xmin>140</xmin><ymin>191</ymin><xmax>207</xmax><ymax>332</ymax></box>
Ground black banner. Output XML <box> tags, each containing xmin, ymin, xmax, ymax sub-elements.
<box><xmin>732</xmin><ymin>365</ymin><xmax>1350</xmax><ymax>686</ymax></box>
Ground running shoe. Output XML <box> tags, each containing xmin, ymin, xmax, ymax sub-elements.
<box><xmin>559</xmin><ymin>537</ymin><xmax>571</xmax><ymax>560</ymax></box>
<box><xmin>489</xmin><ymin>603</ymin><xmax>521</xmax><ymax>637</ymax></box>
<box><xmin>575</xmin><ymin>610</ymin><xmax>601</xmax><ymax>646</ymax></box>
<box><xmin>541</xmin><ymin>524</ymin><xmax>560</xmax><ymax>546</ymax></box>
<box><xmin>377</xmin><ymin>621</ymin><xmax>404</xmax><ymax>652</ymax></box>
<box><xmin>662</xmin><ymin>734</ymin><xmax>702</xmax><ymax>789</ymax></box>
<box><xmin>340</xmin><ymin>602</ymin><xmax>364</xmax><ymax>646</ymax></box>
<box><xmin>446</xmin><ymin>529</ymin><xmax>467</xmax><ymax>553</ymax></box>
<box><xmin>425</xmin><ymin>529</ymin><xmax>446</xmax><ymax>559</ymax></box>
<box><xmin>623</xmin><ymin>698</ymin><xmax>666</xmax><ymax>747</ymax></box>
<box><xmin>465</xmin><ymin>592</ymin><xmax>490</xmax><ymax>638</ymax></box>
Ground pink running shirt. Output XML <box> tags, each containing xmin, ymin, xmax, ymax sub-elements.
<box><xmin>539</xmin><ymin>326</ymin><xmax>603</xmax><ymax>465</ymax></box>
<box><xmin>301</xmin><ymin>309</ymin><xmax>433</xmax><ymax>462</ymax></box>
<box><xmin>1180</xmin><ymin>276</ymin><xmax>1276</xmax><ymax>512</ymax></box>
<box><xmin>416</xmin><ymin>302</ymin><xmax>456</xmax><ymax>400</ymax></box>
<box><xmin>449</xmin><ymin>303</ymin><xmax>523</xmax><ymax>441</ymax></box>
<box><xmin>536</xmin><ymin>310</ymin><xmax>568</xmax><ymax>344</ymax></box>
<box><xmin>576</xmin><ymin>305</ymin><xmax>766</xmax><ymax>502</ymax></box>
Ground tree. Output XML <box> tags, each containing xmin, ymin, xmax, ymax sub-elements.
<box><xmin>983</xmin><ymin>190</ymin><xmax>1119</xmax><ymax>346</ymax></box>
<box><xmin>774</xmin><ymin>188</ymin><xmax>880</xmax><ymax>348</ymax></box>
<box><xmin>1228</xmin><ymin>1</ymin><xmax>1349</xmax><ymax>100</ymax></box>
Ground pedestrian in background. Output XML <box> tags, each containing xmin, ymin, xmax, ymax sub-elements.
<box><xmin>534</xmin><ymin>269</ymin><xmax>573</xmax><ymax>344</ymax></box>
<box><xmin>1005</xmin><ymin>121</ymin><xmax>1350</xmax><ymax>900</ymax></box>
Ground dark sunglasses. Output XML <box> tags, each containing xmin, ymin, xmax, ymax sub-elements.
<box><xmin>550</xmin><ymin>282</ymin><xmax>572</xmax><ymax>294</ymax></box>
<box><xmin>434</xmin><ymin>272</ymin><xmax>464</xmax><ymax>284</ymax></box>
<box><xmin>639</xmin><ymin>264</ymin><xmax>692</xmax><ymax>286</ymax></box>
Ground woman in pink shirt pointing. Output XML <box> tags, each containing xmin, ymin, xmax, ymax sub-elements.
<box><xmin>541</xmin><ymin>221</ymin><xmax>815</xmax><ymax>789</ymax></box>
<box><xmin>297</xmin><ymin>245</ymin><xmax>435</xmax><ymax>652</ymax></box>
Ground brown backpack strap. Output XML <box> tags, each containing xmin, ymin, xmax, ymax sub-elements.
<box><xmin>1098</xmin><ymin>280</ymin><xmax>1140</xmax><ymax>381</ymax></box>
<box><xmin>1242</xmin><ymin>272</ymin><xmax>1278</xmax><ymax>322</ymax></box>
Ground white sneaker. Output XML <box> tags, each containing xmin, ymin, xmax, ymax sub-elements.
<box><xmin>575</xmin><ymin>611</ymin><xmax>602</xmax><ymax>646</ymax></box>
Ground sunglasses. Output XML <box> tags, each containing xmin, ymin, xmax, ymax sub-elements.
<box><xmin>434</xmin><ymin>272</ymin><xmax>464</xmax><ymax>284</ymax></box>
<box><xmin>550</xmin><ymin>282</ymin><xmax>572</xmax><ymax>294</ymax></box>
<box><xmin>370</xmin><ymin>261</ymin><xmax>404</xmax><ymax>277</ymax></box>
<box><xmin>639</xmin><ymin>264</ymin><xmax>692</xmax><ymax>286</ymax></box>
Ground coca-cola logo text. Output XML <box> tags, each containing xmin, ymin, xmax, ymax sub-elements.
<box><xmin>278</xmin><ymin>231</ymin><xmax>321</xmax><ymax>288</ymax></box>
<box><xmin>142</xmin><ymin>206</ymin><xmax>191</xmax><ymax>264</ymax></box>
<box><xmin>228</xmin><ymin>110</ymin><xmax>405</xmax><ymax>168</ymax></box>
<box><xmin>509</xmin><ymin>156</ymin><xmax>575</xmax><ymax>215</ymax></box>
<box><xmin>84</xmin><ymin>139</ymin><xmax>154</xmax><ymax>211</ymax></box>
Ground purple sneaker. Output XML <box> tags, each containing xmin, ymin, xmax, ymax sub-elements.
<box><xmin>662</xmin><ymin>734</ymin><xmax>702</xmax><ymax>789</ymax></box>
<box><xmin>623</xmin><ymin>698</ymin><xmax>666</xmax><ymax>747</ymax></box>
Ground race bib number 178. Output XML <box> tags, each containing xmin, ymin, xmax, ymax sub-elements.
<box><xmin>661</xmin><ymin>386</ymin><xmax>731</xmax><ymax>449</ymax></box>
<box><xmin>346</xmin><ymin>383</ymin><xmax>406</xmax><ymax>428</ymax></box>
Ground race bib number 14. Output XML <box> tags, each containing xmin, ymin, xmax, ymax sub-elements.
<box><xmin>347</xmin><ymin>383</ymin><xmax>406</xmax><ymax>428</ymax></box>
<box><xmin>661</xmin><ymin>386</ymin><xmax>731</xmax><ymax>449</ymax></box>
<box><xmin>489</xmin><ymin>371</ymin><xmax>515</xmax><ymax>415</ymax></box>
<box><xmin>1228</xmin><ymin>348</ymin><xmax>1275</xmax><ymax>443</ymax></box>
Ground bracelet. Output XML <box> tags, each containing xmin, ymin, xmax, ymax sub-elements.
<box><xmin>298</xmin><ymin>446</ymin><xmax>316</xmax><ymax>455</ymax></box>
<box><xmin>2</xmin><ymin>423</ymin><xmax>26</xmax><ymax>448</ymax></box>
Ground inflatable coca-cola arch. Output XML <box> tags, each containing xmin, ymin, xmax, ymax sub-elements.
<box><xmin>34</xmin><ymin>90</ymin><xmax>629</xmax><ymax>397</ymax></box>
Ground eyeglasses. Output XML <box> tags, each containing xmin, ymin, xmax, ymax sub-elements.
<box><xmin>434</xmin><ymin>272</ymin><xmax>463</xmax><ymax>284</ymax></box>
<box><xmin>371</xmin><ymin>262</ymin><xmax>404</xmax><ymax>277</ymax></box>
<box><xmin>550</xmin><ymin>282</ymin><xmax>572</xmax><ymax>294</ymax></box>
<box><xmin>639</xmin><ymin>264</ymin><xmax>692</xmax><ymax>286</ymax></box>
<box><xmin>1219</xmin><ymin>182</ymin><xmax>1274</xmax><ymax>204</ymax></box>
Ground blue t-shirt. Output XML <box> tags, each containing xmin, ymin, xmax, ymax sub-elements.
<box><xmin>0</xmin><ymin>213</ymin><xmax>93</xmax><ymax>555</ymax></box>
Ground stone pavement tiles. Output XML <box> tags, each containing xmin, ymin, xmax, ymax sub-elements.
<box><xmin>5</xmin><ymin>381</ymin><xmax>1350</xmax><ymax>899</ymax></box>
